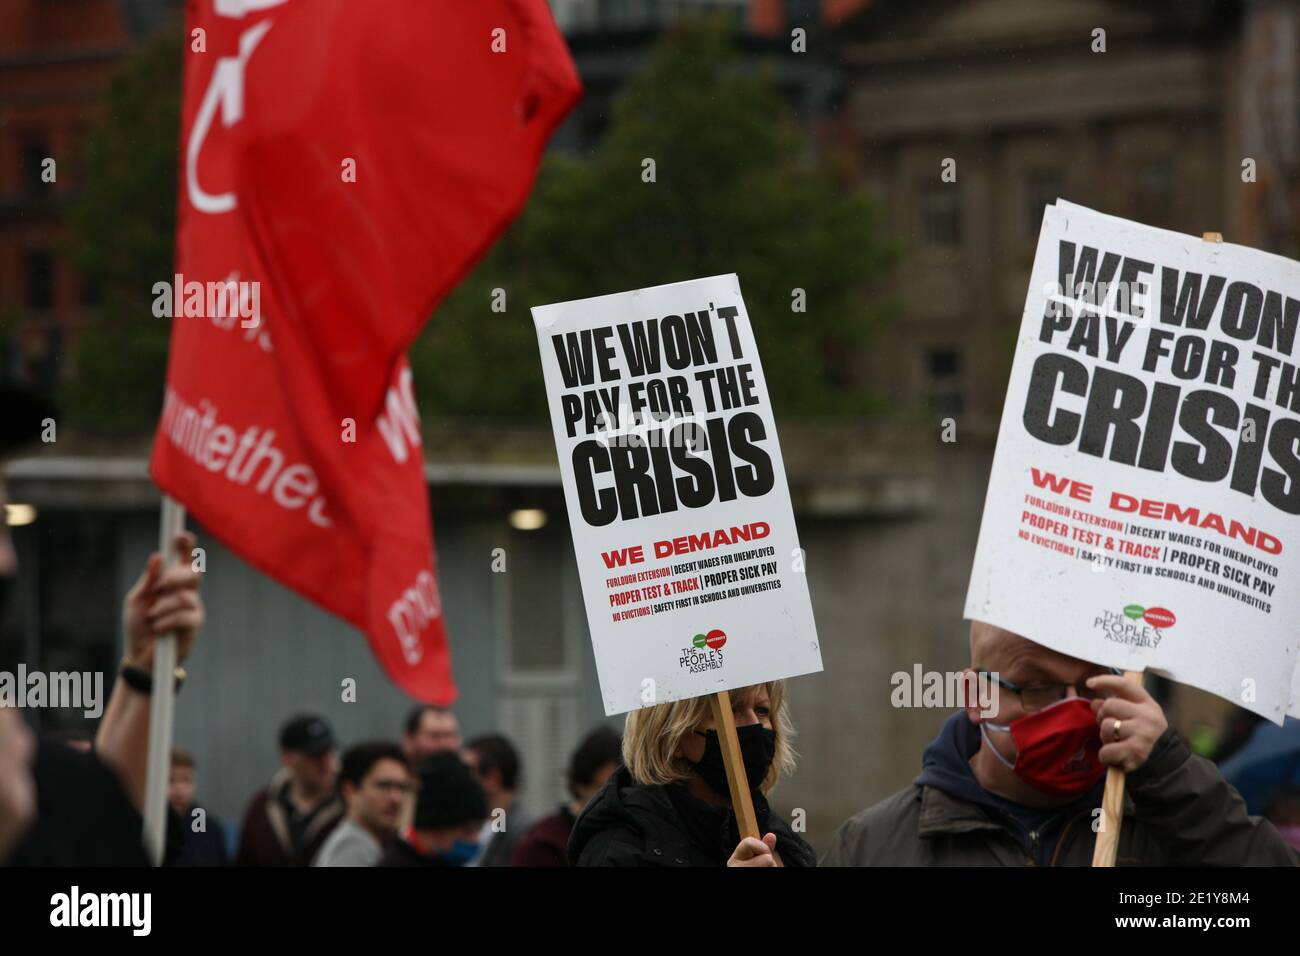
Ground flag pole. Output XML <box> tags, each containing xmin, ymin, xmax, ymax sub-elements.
<box><xmin>142</xmin><ymin>493</ymin><xmax>186</xmax><ymax>865</ymax></box>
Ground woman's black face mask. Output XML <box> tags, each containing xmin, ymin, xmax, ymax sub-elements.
<box><xmin>689</xmin><ymin>723</ymin><xmax>775</xmax><ymax>797</ymax></box>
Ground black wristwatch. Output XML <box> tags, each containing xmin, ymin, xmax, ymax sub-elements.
<box><xmin>120</xmin><ymin>660</ymin><xmax>187</xmax><ymax>695</ymax></box>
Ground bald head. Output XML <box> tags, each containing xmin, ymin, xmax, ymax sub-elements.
<box><xmin>970</xmin><ymin>621</ymin><xmax>1037</xmax><ymax>670</ymax></box>
<box><xmin>969</xmin><ymin>620</ymin><xmax>1105</xmax><ymax>687</ymax></box>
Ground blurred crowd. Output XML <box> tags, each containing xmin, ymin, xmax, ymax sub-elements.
<box><xmin>166</xmin><ymin>707</ymin><xmax>624</xmax><ymax>868</ymax></box>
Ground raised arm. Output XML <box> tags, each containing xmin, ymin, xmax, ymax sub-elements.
<box><xmin>95</xmin><ymin>531</ymin><xmax>204</xmax><ymax>809</ymax></box>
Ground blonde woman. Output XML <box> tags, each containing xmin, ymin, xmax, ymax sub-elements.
<box><xmin>568</xmin><ymin>682</ymin><xmax>814</xmax><ymax>867</ymax></box>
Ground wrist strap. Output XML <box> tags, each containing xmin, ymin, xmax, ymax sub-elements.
<box><xmin>120</xmin><ymin>660</ymin><xmax>187</xmax><ymax>695</ymax></box>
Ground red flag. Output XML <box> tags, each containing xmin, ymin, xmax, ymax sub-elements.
<box><xmin>150</xmin><ymin>0</ymin><xmax>581</xmax><ymax>703</ymax></box>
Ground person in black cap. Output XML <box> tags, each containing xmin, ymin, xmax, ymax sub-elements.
<box><xmin>233</xmin><ymin>713</ymin><xmax>343</xmax><ymax>866</ymax></box>
<box><xmin>379</xmin><ymin>752</ymin><xmax>488</xmax><ymax>867</ymax></box>
<box><xmin>1</xmin><ymin>380</ymin><xmax>207</xmax><ymax>865</ymax></box>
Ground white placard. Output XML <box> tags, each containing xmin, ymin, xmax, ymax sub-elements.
<box><xmin>533</xmin><ymin>274</ymin><xmax>822</xmax><ymax>715</ymax></box>
<box><xmin>967</xmin><ymin>201</ymin><xmax>1300</xmax><ymax>723</ymax></box>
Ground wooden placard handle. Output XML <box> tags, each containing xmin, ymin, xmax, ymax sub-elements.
<box><xmin>709</xmin><ymin>690</ymin><xmax>761</xmax><ymax>840</ymax></box>
<box><xmin>1091</xmin><ymin>668</ymin><xmax>1144</xmax><ymax>866</ymax></box>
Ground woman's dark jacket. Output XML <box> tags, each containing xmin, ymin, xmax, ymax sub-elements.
<box><xmin>569</xmin><ymin>765</ymin><xmax>815</xmax><ymax>867</ymax></box>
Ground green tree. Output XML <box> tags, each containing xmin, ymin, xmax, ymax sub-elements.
<box><xmin>411</xmin><ymin>16</ymin><xmax>897</xmax><ymax>421</ymax></box>
<box><xmin>65</xmin><ymin>23</ymin><xmax>182</xmax><ymax>432</ymax></box>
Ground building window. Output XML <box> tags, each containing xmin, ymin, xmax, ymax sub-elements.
<box><xmin>78</xmin><ymin>272</ymin><xmax>101</xmax><ymax>308</ymax></box>
<box><xmin>784</xmin><ymin>0</ymin><xmax>819</xmax><ymax>23</ymax></box>
<box><xmin>927</xmin><ymin>346</ymin><xmax>964</xmax><ymax>417</ymax></box>
<box><xmin>928</xmin><ymin>347</ymin><xmax>960</xmax><ymax>378</ymax></box>
<box><xmin>24</xmin><ymin>251</ymin><xmax>55</xmax><ymax>311</ymax></box>
<box><xmin>21</xmin><ymin>139</ymin><xmax>50</xmax><ymax>196</ymax></box>
<box><xmin>503</xmin><ymin>527</ymin><xmax>567</xmax><ymax>674</ymax></box>
<box><xmin>1133</xmin><ymin>160</ymin><xmax>1174</xmax><ymax>226</ymax></box>
<box><xmin>1025</xmin><ymin>169</ymin><xmax>1063</xmax><ymax>237</ymax></box>
<box><xmin>921</xmin><ymin>183</ymin><xmax>961</xmax><ymax>247</ymax></box>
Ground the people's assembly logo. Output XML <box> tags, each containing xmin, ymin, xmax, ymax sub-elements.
<box><xmin>1094</xmin><ymin>603</ymin><xmax>1175</xmax><ymax>648</ymax></box>
<box><xmin>679</xmin><ymin>628</ymin><xmax>727</xmax><ymax>673</ymax></box>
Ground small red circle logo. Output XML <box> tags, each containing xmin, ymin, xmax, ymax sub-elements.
<box><xmin>705</xmin><ymin>628</ymin><xmax>727</xmax><ymax>650</ymax></box>
<box><xmin>1143</xmin><ymin>607</ymin><xmax>1176</xmax><ymax>629</ymax></box>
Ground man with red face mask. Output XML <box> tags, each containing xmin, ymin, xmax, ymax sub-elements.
<box><xmin>821</xmin><ymin>622</ymin><xmax>1299</xmax><ymax>866</ymax></box>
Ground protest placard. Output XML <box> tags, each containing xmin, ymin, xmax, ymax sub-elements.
<box><xmin>532</xmin><ymin>274</ymin><xmax>822</xmax><ymax>716</ymax></box>
<box><xmin>966</xmin><ymin>201</ymin><xmax>1300</xmax><ymax>724</ymax></box>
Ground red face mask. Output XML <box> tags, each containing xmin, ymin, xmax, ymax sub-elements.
<box><xmin>982</xmin><ymin>698</ymin><xmax>1105</xmax><ymax>798</ymax></box>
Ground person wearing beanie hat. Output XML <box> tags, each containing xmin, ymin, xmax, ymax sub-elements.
<box><xmin>379</xmin><ymin>752</ymin><xmax>487</xmax><ymax>867</ymax></box>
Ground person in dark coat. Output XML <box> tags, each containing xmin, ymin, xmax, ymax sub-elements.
<box><xmin>462</xmin><ymin>733</ymin><xmax>528</xmax><ymax>866</ymax></box>
<box><xmin>511</xmin><ymin>725</ymin><xmax>622</xmax><ymax>866</ymax></box>
<box><xmin>168</xmin><ymin>747</ymin><xmax>228</xmax><ymax>866</ymax></box>
<box><xmin>234</xmin><ymin>715</ymin><xmax>343</xmax><ymax>866</ymax></box>
<box><xmin>821</xmin><ymin>622</ymin><xmax>1300</xmax><ymax>866</ymax></box>
<box><xmin>569</xmin><ymin>681</ymin><xmax>816</xmax><ymax>867</ymax></box>
<box><xmin>379</xmin><ymin>751</ymin><xmax>487</xmax><ymax>867</ymax></box>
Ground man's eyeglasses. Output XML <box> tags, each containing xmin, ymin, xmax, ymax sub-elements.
<box><xmin>977</xmin><ymin>667</ymin><xmax>1122</xmax><ymax>714</ymax></box>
